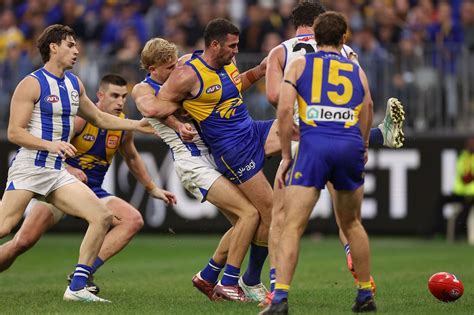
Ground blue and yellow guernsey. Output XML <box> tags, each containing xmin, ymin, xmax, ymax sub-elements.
<box><xmin>66</xmin><ymin>113</ymin><xmax>125</xmax><ymax>189</ymax></box>
<box><xmin>183</xmin><ymin>51</ymin><xmax>253</xmax><ymax>156</ymax></box>
<box><xmin>296</xmin><ymin>51</ymin><xmax>364</xmax><ymax>139</ymax></box>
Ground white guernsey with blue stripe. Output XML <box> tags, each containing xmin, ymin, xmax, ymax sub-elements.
<box><xmin>13</xmin><ymin>68</ymin><xmax>80</xmax><ymax>170</ymax></box>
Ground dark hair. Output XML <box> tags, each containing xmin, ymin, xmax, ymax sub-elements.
<box><xmin>291</xmin><ymin>1</ymin><xmax>326</xmax><ymax>28</ymax></box>
<box><xmin>99</xmin><ymin>74</ymin><xmax>127</xmax><ymax>90</ymax></box>
<box><xmin>37</xmin><ymin>24</ymin><xmax>76</xmax><ymax>63</ymax></box>
<box><xmin>314</xmin><ymin>12</ymin><xmax>347</xmax><ymax>47</ymax></box>
<box><xmin>204</xmin><ymin>18</ymin><xmax>240</xmax><ymax>47</ymax></box>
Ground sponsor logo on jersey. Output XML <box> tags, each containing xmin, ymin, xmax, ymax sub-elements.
<box><xmin>295</xmin><ymin>172</ymin><xmax>303</xmax><ymax>179</ymax></box>
<box><xmin>206</xmin><ymin>84</ymin><xmax>221</xmax><ymax>94</ymax></box>
<box><xmin>229</xmin><ymin>69</ymin><xmax>241</xmax><ymax>85</ymax></box>
<box><xmin>306</xmin><ymin>105</ymin><xmax>356</xmax><ymax>122</ymax></box>
<box><xmin>106</xmin><ymin>135</ymin><xmax>119</xmax><ymax>149</ymax></box>
<box><xmin>83</xmin><ymin>134</ymin><xmax>96</xmax><ymax>142</ymax></box>
<box><xmin>237</xmin><ymin>159</ymin><xmax>256</xmax><ymax>177</ymax></box>
<box><xmin>44</xmin><ymin>95</ymin><xmax>60</xmax><ymax>103</ymax></box>
<box><xmin>71</xmin><ymin>90</ymin><xmax>79</xmax><ymax>102</ymax></box>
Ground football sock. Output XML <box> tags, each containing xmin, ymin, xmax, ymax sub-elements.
<box><xmin>242</xmin><ymin>242</ymin><xmax>268</xmax><ymax>286</ymax></box>
<box><xmin>358</xmin><ymin>280</ymin><xmax>372</xmax><ymax>290</ymax></box>
<box><xmin>91</xmin><ymin>257</ymin><xmax>104</xmax><ymax>274</ymax></box>
<box><xmin>273</xmin><ymin>283</ymin><xmax>289</xmax><ymax>304</ymax></box>
<box><xmin>200</xmin><ymin>258</ymin><xmax>224</xmax><ymax>284</ymax></box>
<box><xmin>370</xmin><ymin>127</ymin><xmax>384</xmax><ymax>145</ymax></box>
<box><xmin>269</xmin><ymin>268</ymin><xmax>276</xmax><ymax>292</ymax></box>
<box><xmin>356</xmin><ymin>287</ymin><xmax>373</xmax><ymax>303</ymax></box>
<box><xmin>69</xmin><ymin>264</ymin><xmax>93</xmax><ymax>291</ymax></box>
<box><xmin>221</xmin><ymin>264</ymin><xmax>240</xmax><ymax>286</ymax></box>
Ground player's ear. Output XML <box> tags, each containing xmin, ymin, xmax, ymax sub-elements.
<box><xmin>96</xmin><ymin>90</ymin><xmax>103</xmax><ymax>100</ymax></box>
<box><xmin>49</xmin><ymin>43</ymin><xmax>58</xmax><ymax>55</ymax></box>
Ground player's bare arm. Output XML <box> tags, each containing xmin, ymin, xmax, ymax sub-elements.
<box><xmin>146</xmin><ymin>65</ymin><xmax>199</xmax><ymax>119</ymax></box>
<box><xmin>265</xmin><ymin>45</ymin><xmax>285</xmax><ymax>106</ymax></box>
<box><xmin>132</xmin><ymin>82</ymin><xmax>196</xmax><ymax>141</ymax></box>
<box><xmin>8</xmin><ymin>76</ymin><xmax>77</xmax><ymax>158</ymax></box>
<box><xmin>276</xmin><ymin>56</ymin><xmax>305</xmax><ymax>187</ymax></box>
<box><xmin>358</xmin><ymin>67</ymin><xmax>374</xmax><ymax>147</ymax></box>
<box><xmin>240</xmin><ymin>57</ymin><xmax>266</xmax><ymax>91</ymax></box>
<box><xmin>119</xmin><ymin>130</ymin><xmax>177</xmax><ymax>205</ymax></box>
<box><xmin>77</xmin><ymin>78</ymin><xmax>152</xmax><ymax>134</ymax></box>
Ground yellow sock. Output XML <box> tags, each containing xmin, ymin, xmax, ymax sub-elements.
<box><xmin>358</xmin><ymin>281</ymin><xmax>372</xmax><ymax>290</ymax></box>
<box><xmin>275</xmin><ymin>283</ymin><xmax>290</xmax><ymax>292</ymax></box>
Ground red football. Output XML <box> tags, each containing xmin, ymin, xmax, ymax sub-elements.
<box><xmin>428</xmin><ymin>272</ymin><xmax>464</xmax><ymax>302</ymax></box>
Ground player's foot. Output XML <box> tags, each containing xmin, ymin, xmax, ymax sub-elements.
<box><xmin>352</xmin><ymin>296</ymin><xmax>376</xmax><ymax>313</ymax></box>
<box><xmin>379</xmin><ymin>97</ymin><xmax>405</xmax><ymax>148</ymax></box>
<box><xmin>192</xmin><ymin>272</ymin><xmax>217</xmax><ymax>301</ymax></box>
<box><xmin>258</xmin><ymin>299</ymin><xmax>288</xmax><ymax>315</ymax></box>
<box><xmin>63</xmin><ymin>287</ymin><xmax>110</xmax><ymax>302</ymax></box>
<box><xmin>238</xmin><ymin>277</ymin><xmax>268</xmax><ymax>302</ymax></box>
<box><xmin>257</xmin><ymin>291</ymin><xmax>274</xmax><ymax>308</ymax></box>
<box><xmin>67</xmin><ymin>272</ymin><xmax>100</xmax><ymax>295</ymax></box>
<box><xmin>212</xmin><ymin>281</ymin><xmax>250</xmax><ymax>302</ymax></box>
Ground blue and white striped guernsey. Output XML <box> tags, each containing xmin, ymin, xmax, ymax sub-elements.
<box><xmin>13</xmin><ymin>68</ymin><xmax>80</xmax><ymax>170</ymax></box>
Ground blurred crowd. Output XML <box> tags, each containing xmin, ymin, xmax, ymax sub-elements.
<box><xmin>0</xmin><ymin>0</ymin><xmax>473</xmax><ymax>131</ymax></box>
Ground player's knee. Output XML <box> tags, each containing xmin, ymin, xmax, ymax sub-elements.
<box><xmin>13</xmin><ymin>235</ymin><xmax>36</xmax><ymax>253</ymax></box>
<box><xmin>240</xmin><ymin>207</ymin><xmax>260</xmax><ymax>227</ymax></box>
<box><xmin>127</xmin><ymin>212</ymin><xmax>144</xmax><ymax>234</ymax></box>
<box><xmin>93</xmin><ymin>208</ymin><xmax>113</xmax><ymax>230</ymax></box>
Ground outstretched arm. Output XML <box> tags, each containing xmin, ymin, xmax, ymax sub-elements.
<box><xmin>240</xmin><ymin>57</ymin><xmax>266</xmax><ymax>91</ymax></box>
<box><xmin>119</xmin><ymin>131</ymin><xmax>177</xmax><ymax>205</ymax></box>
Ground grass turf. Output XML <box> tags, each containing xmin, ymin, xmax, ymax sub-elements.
<box><xmin>0</xmin><ymin>235</ymin><xmax>473</xmax><ymax>314</ymax></box>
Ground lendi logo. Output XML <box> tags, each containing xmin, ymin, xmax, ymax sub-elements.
<box><xmin>306</xmin><ymin>105</ymin><xmax>355</xmax><ymax>122</ymax></box>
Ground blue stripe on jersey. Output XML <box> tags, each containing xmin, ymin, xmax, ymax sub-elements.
<box><xmin>144</xmin><ymin>75</ymin><xmax>203</xmax><ymax>156</ymax></box>
<box><xmin>66</xmin><ymin>71</ymin><xmax>80</xmax><ymax>92</ymax></box>
<box><xmin>34</xmin><ymin>70</ymin><xmax>53</xmax><ymax>167</ymax></box>
<box><xmin>55</xmin><ymin>77</ymin><xmax>71</xmax><ymax>169</ymax></box>
<box><xmin>186</xmin><ymin>63</ymin><xmax>204</xmax><ymax>100</ymax></box>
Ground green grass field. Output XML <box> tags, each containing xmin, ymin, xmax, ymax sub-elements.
<box><xmin>1</xmin><ymin>235</ymin><xmax>473</xmax><ymax>314</ymax></box>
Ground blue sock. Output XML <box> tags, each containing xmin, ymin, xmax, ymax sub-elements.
<box><xmin>69</xmin><ymin>264</ymin><xmax>93</xmax><ymax>291</ymax></box>
<box><xmin>242</xmin><ymin>243</ymin><xmax>268</xmax><ymax>286</ymax></box>
<box><xmin>91</xmin><ymin>257</ymin><xmax>104</xmax><ymax>274</ymax></box>
<box><xmin>200</xmin><ymin>258</ymin><xmax>224</xmax><ymax>284</ymax></box>
<box><xmin>221</xmin><ymin>264</ymin><xmax>240</xmax><ymax>286</ymax></box>
<box><xmin>269</xmin><ymin>268</ymin><xmax>276</xmax><ymax>292</ymax></box>
<box><xmin>273</xmin><ymin>289</ymin><xmax>288</xmax><ymax>304</ymax></box>
<box><xmin>357</xmin><ymin>288</ymin><xmax>373</xmax><ymax>303</ymax></box>
<box><xmin>369</xmin><ymin>127</ymin><xmax>384</xmax><ymax>145</ymax></box>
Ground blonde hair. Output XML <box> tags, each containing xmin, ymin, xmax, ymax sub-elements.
<box><xmin>140</xmin><ymin>38</ymin><xmax>178</xmax><ymax>70</ymax></box>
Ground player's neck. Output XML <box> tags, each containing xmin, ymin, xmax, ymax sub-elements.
<box><xmin>43</xmin><ymin>61</ymin><xmax>66</xmax><ymax>78</ymax></box>
<box><xmin>316</xmin><ymin>45</ymin><xmax>342</xmax><ymax>55</ymax></box>
<box><xmin>150</xmin><ymin>74</ymin><xmax>165</xmax><ymax>85</ymax></box>
<box><xmin>295</xmin><ymin>26</ymin><xmax>314</xmax><ymax>36</ymax></box>
<box><xmin>201</xmin><ymin>51</ymin><xmax>221</xmax><ymax>69</ymax></box>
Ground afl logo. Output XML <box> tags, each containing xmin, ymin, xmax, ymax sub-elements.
<box><xmin>206</xmin><ymin>84</ymin><xmax>221</xmax><ymax>94</ymax></box>
<box><xmin>83</xmin><ymin>134</ymin><xmax>95</xmax><ymax>142</ymax></box>
<box><xmin>44</xmin><ymin>95</ymin><xmax>60</xmax><ymax>103</ymax></box>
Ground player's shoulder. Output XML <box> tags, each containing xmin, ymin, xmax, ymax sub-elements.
<box><xmin>132</xmin><ymin>80</ymin><xmax>154</xmax><ymax>98</ymax></box>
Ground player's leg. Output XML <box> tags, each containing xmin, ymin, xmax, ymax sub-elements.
<box><xmin>0</xmin><ymin>200</ymin><xmax>60</xmax><ymax>272</ymax></box>
<box><xmin>237</xmin><ymin>170</ymin><xmax>273</xmax><ymax>301</ymax></box>
<box><xmin>91</xmin><ymin>196</ymin><xmax>144</xmax><ymax>272</ymax></box>
<box><xmin>332</xmin><ymin>186</ymin><xmax>376</xmax><ymax>312</ymax></box>
<box><xmin>0</xmin><ymin>190</ymin><xmax>35</xmax><ymax>238</ymax></box>
<box><xmin>47</xmin><ymin>181</ymin><xmax>112</xmax><ymax>302</ymax></box>
<box><xmin>204</xmin><ymin>176</ymin><xmax>260</xmax><ymax>301</ymax></box>
<box><xmin>261</xmin><ymin>185</ymin><xmax>319</xmax><ymax>315</ymax></box>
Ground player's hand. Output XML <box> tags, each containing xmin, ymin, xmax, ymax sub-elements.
<box><xmin>48</xmin><ymin>141</ymin><xmax>77</xmax><ymax>159</ymax></box>
<box><xmin>66</xmin><ymin>166</ymin><xmax>88</xmax><ymax>183</ymax></box>
<box><xmin>136</xmin><ymin>118</ymin><xmax>155</xmax><ymax>134</ymax></box>
<box><xmin>148</xmin><ymin>187</ymin><xmax>177</xmax><ymax>205</ymax></box>
<box><xmin>276</xmin><ymin>158</ymin><xmax>292</xmax><ymax>189</ymax></box>
<box><xmin>364</xmin><ymin>148</ymin><xmax>369</xmax><ymax>164</ymax></box>
<box><xmin>179</xmin><ymin>122</ymin><xmax>197</xmax><ymax>142</ymax></box>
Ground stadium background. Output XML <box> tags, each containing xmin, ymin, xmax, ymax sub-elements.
<box><xmin>0</xmin><ymin>0</ymin><xmax>473</xmax><ymax>237</ymax></box>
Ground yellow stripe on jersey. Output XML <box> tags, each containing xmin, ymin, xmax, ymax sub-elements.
<box><xmin>183</xmin><ymin>58</ymin><xmax>243</xmax><ymax>123</ymax></box>
<box><xmin>297</xmin><ymin>94</ymin><xmax>316</xmax><ymax>127</ymax></box>
<box><xmin>344</xmin><ymin>102</ymin><xmax>362</xmax><ymax>128</ymax></box>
